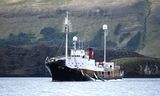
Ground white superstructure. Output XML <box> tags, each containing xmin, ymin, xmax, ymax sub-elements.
<box><xmin>65</xmin><ymin>36</ymin><xmax>114</xmax><ymax>72</ymax></box>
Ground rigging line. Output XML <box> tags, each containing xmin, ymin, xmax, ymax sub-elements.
<box><xmin>56</xmin><ymin>39</ymin><xmax>65</xmax><ymax>56</ymax></box>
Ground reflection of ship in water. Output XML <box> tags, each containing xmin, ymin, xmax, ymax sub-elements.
<box><xmin>45</xmin><ymin>12</ymin><xmax>124</xmax><ymax>81</ymax></box>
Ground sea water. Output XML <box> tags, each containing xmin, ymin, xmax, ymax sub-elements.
<box><xmin>0</xmin><ymin>78</ymin><xmax>160</xmax><ymax>96</ymax></box>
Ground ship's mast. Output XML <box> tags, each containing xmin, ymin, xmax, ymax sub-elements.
<box><xmin>103</xmin><ymin>24</ymin><xmax>108</xmax><ymax>63</ymax></box>
<box><xmin>65</xmin><ymin>12</ymin><xmax>69</xmax><ymax>65</ymax></box>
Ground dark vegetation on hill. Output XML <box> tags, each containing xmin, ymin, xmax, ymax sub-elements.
<box><xmin>0</xmin><ymin>44</ymin><xmax>160</xmax><ymax>77</ymax></box>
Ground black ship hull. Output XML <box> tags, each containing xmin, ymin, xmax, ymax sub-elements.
<box><xmin>45</xmin><ymin>60</ymin><xmax>94</xmax><ymax>81</ymax></box>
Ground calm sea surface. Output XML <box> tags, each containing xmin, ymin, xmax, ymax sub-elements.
<box><xmin>0</xmin><ymin>78</ymin><xmax>160</xmax><ymax>96</ymax></box>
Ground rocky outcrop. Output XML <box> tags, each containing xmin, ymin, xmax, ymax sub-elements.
<box><xmin>116</xmin><ymin>57</ymin><xmax>160</xmax><ymax>77</ymax></box>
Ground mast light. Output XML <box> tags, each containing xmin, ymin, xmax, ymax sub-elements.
<box><xmin>103</xmin><ymin>24</ymin><xmax>108</xmax><ymax>30</ymax></box>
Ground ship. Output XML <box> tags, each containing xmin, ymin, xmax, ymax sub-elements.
<box><xmin>45</xmin><ymin>12</ymin><xmax>124</xmax><ymax>81</ymax></box>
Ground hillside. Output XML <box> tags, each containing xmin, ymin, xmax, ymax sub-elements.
<box><xmin>140</xmin><ymin>0</ymin><xmax>160</xmax><ymax>58</ymax></box>
<box><xmin>0</xmin><ymin>0</ymin><xmax>160</xmax><ymax>77</ymax></box>
<box><xmin>0</xmin><ymin>0</ymin><xmax>160</xmax><ymax>58</ymax></box>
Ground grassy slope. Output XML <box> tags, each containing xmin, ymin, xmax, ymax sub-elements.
<box><xmin>0</xmin><ymin>0</ymin><xmax>138</xmax><ymax>38</ymax></box>
<box><xmin>0</xmin><ymin>0</ymin><xmax>72</xmax><ymax>38</ymax></box>
<box><xmin>0</xmin><ymin>0</ymin><xmax>160</xmax><ymax>58</ymax></box>
<box><xmin>140</xmin><ymin>0</ymin><xmax>160</xmax><ymax>58</ymax></box>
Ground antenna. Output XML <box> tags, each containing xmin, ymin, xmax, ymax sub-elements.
<box><xmin>63</xmin><ymin>11</ymin><xmax>72</xmax><ymax>33</ymax></box>
<box><xmin>64</xmin><ymin>11</ymin><xmax>69</xmax><ymax>25</ymax></box>
<box><xmin>79</xmin><ymin>40</ymin><xmax>81</xmax><ymax>49</ymax></box>
<box><xmin>82</xmin><ymin>40</ymin><xmax>84</xmax><ymax>49</ymax></box>
<box><xmin>73</xmin><ymin>36</ymin><xmax>78</xmax><ymax>50</ymax></box>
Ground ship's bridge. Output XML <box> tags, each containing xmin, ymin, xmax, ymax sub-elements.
<box><xmin>67</xmin><ymin>49</ymin><xmax>103</xmax><ymax>71</ymax></box>
<box><xmin>71</xmin><ymin>49</ymin><xmax>86</xmax><ymax>58</ymax></box>
<box><xmin>66</xmin><ymin>36</ymin><xmax>104</xmax><ymax>71</ymax></box>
